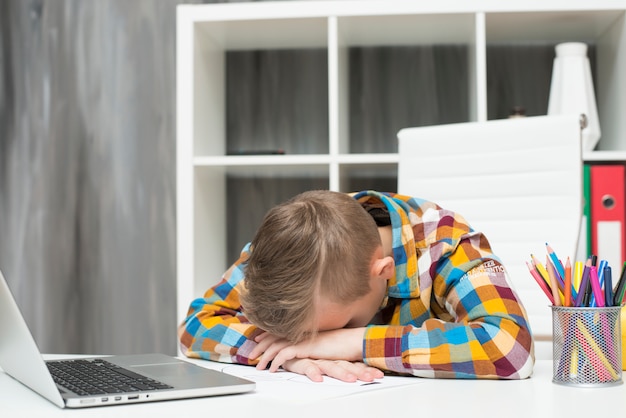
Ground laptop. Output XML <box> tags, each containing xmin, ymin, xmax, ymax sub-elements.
<box><xmin>0</xmin><ymin>268</ymin><xmax>255</xmax><ymax>408</ymax></box>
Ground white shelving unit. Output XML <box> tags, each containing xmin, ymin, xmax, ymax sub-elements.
<box><xmin>176</xmin><ymin>1</ymin><xmax>626</xmax><ymax>327</ymax></box>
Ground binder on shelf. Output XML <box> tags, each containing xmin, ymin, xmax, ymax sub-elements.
<box><xmin>590</xmin><ymin>164</ymin><xmax>626</xmax><ymax>272</ymax></box>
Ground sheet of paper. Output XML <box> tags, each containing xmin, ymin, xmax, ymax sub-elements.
<box><xmin>191</xmin><ymin>360</ymin><xmax>422</xmax><ymax>403</ymax></box>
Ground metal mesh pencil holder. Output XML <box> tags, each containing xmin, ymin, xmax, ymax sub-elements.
<box><xmin>551</xmin><ymin>306</ymin><xmax>623</xmax><ymax>387</ymax></box>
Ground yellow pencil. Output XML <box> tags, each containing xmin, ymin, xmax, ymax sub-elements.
<box><xmin>574</xmin><ymin>261</ymin><xmax>584</xmax><ymax>294</ymax></box>
<box><xmin>531</xmin><ymin>254</ymin><xmax>550</xmax><ymax>283</ymax></box>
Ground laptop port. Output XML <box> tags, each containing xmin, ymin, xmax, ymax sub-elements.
<box><xmin>128</xmin><ymin>395</ymin><xmax>139</xmax><ymax>400</ymax></box>
<box><xmin>114</xmin><ymin>396</ymin><xmax>122</xmax><ymax>401</ymax></box>
<box><xmin>101</xmin><ymin>397</ymin><xmax>109</xmax><ymax>402</ymax></box>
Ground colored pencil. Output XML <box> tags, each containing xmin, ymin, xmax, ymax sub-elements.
<box><xmin>574</xmin><ymin>261</ymin><xmax>584</xmax><ymax>292</ymax></box>
<box><xmin>574</xmin><ymin>258</ymin><xmax>591</xmax><ymax>307</ymax></box>
<box><xmin>526</xmin><ymin>261</ymin><xmax>555</xmax><ymax>304</ymax></box>
<box><xmin>546</xmin><ymin>243</ymin><xmax>565</xmax><ymax>278</ymax></box>
<box><xmin>531</xmin><ymin>254</ymin><xmax>550</xmax><ymax>284</ymax></box>
<box><xmin>546</xmin><ymin>256</ymin><xmax>562</xmax><ymax>306</ymax></box>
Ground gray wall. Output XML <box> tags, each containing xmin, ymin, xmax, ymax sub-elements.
<box><xmin>0</xmin><ymin>0</ymin><xmax>193</xmax><ymax>355</ymax></box>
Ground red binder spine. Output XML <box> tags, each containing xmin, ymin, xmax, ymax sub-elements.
<box><xmin>590</xmin><ymin>164</ymin><xmax>626</xmax><ymax>272</ymax></box>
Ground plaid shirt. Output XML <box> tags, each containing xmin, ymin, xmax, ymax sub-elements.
<box><xmin>179</xmin><ymin>191</ymin><xmax>534</xmax><ymax>379</ymax></box>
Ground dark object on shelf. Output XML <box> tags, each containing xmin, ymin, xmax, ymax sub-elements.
<box><xmin>228</xmin><ymin>149</ymin><xmax>286</xmax><ymax>155</ymax></box>
<box><xmin>508</xmin><ymin>106</ymin><xmax>527</xmax><ymax>118</ymax></box>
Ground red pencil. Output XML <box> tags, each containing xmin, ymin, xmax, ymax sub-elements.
<box><xmin>526</xmin><ymin>261</ymin><xmax>555</xmax><ymax>304</ymax></box>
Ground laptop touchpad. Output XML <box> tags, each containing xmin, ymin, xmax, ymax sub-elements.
<box><xmin>133</xmin><ymin>363</ymin><xmax>201</xmax><ymax>379</ymax></box>
<box><xmin>132</xmin><ymin>363</ymin><xmax>244</xmax><ymax>388</ymax></box>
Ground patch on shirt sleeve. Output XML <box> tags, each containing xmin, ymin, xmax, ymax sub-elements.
<box><xmin>461</xmin><ymin>260</ymin><xmax>506</xmax><ymax>282</ymax></box>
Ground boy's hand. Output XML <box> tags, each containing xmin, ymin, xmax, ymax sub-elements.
<box><xmin>280</xmin><ymin>358</ymin><xmax>383</xmax><ymax>383</ymax></box>
<box><xmin>249</xmin><ymin>328</ymin><xmax>383</xmax><ymax>382</ymax></box>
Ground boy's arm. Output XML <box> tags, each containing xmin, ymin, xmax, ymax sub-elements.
<box><xmin>364</xmin><ymin>228</ymin><xmax>534</xmax><ymax>379</ymax></box>
<box><xmin>178</xmin><ymin>245</ymin><xmax>262</xmax><ymax>365</ymax></box>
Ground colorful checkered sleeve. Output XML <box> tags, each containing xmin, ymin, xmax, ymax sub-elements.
<box><xmin>357</xmin><ymin>192</ymin><xmax>534</xmax><ymax>379</ymax></box>
<box><xmin>178</xmin><ymin>243</ymin><xmax>261</xmax><ymax>365</ymax></box>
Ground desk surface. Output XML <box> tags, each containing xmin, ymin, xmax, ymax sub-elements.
<box><xmin>1</xmin><ymin>357</ymin><xmax>623</xmax><ymax>418</ymax></box>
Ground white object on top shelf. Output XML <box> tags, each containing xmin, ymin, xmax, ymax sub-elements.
<box><xmin>548</xmin><ymin>42</ymin><xmax>601</xmax><ymax>152</ymax></box>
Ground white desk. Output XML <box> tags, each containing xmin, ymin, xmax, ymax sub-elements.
<box><xmin>1</xmin><ymin>357</ymin><xmax>623</xmax><ymax>418</ymax></box>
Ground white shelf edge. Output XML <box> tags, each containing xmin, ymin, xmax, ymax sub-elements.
<box><xmin>195</xmin><ymin>151</ymin><xmax>626</xmax><ymax>164</ymax></box>
<box><xmin>177</xmin><ymin>1</ymin><xmax>626</xmax><ymax>22</ymax></box>
<box><xmin>335</xmin><ymin>153</ymin><xmax>399</xmax><ymax>164</ymax></box>
<box><xmin>583</xmin><ymin>150</ymin><xmax>626</xmax><ymax>161</ymax></box>
<box><xmin>194</xmin><ymin>155</ymin><xmax>331</xmax><ymax>166</ymax></box>
<box><xmin>193</xmin><ymin>150</ymin><xmax>626</xmax><ymax>167</ymax></box>
<box><xmin>192</xmin><ymin>151</ymin><xmax>626</xmax><ymax>172</ymax></box>
<box><xmin>193</xmin><ymin>153</ymin><xmax>400</xmax><ymax>166</ymax></box>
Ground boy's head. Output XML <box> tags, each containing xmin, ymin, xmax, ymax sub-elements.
<box><xmin>240</xmin><ymin>190</ymin><xmax>391</xmax><ymax>343</ymax></box>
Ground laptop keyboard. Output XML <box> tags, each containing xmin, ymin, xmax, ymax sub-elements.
<box><xmin>47</xmin><ymin>358</ymin><xmax>173</xmax><ymax>396</ymax></box>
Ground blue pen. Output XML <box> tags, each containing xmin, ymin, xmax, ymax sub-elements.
<box><xmin>604</xmin><ymin>266</ymin><xmax>613</xmax><ymax>307</ymax></box>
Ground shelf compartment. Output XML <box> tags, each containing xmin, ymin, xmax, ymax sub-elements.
<box><xmin>485</xmin><ymin>43</ymin><xmax>575</xmax><ymax>120</ymax></box>
<box><xmin>333</xmin><ymin>13</ymin><xmax>476</xmax><ymax>155</ymax></box>
<box><xmin>226</xmin><ymin>48</ymin><xmax>329</xmax><ymax>155</ymax></box>
<box><xmin>184</xmin><ymin>16</ymin><xmax>329</xmax><ymax>158</ymax></box>
<box><xmin>347</xmin><ymin>45</ymin><xmax>471</xmax><ymax>153</ymax></box>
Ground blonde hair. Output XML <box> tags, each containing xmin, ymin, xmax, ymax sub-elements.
<box><xmin>240</xmin><ymin>190</ymin><xmax>381</xmax><ymax>343</ymax></box>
